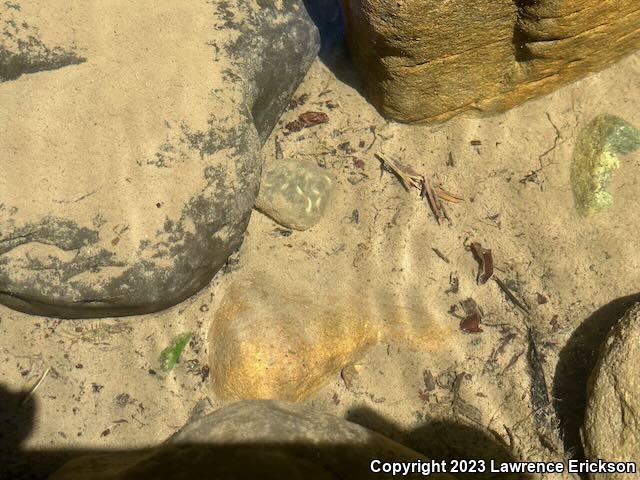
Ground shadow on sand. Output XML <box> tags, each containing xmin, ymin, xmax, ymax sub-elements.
<box><xmin>553</xmin><ymin>293</ymin><xmax>640</xmax><ymax>464</ymax></box>
<box><xmin>2</xmin><ymin>383</ymin><xmax>529</xmax><ymax>479</ymax></box>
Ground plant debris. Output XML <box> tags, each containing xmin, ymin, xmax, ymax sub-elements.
<box><xmin>271</xmin><ymin>227</ymin><xmax>293</xmax><ymax>237</ymax></box>
<box><xmin>445</xmin><ymin>273</ymin><xmax>459</xmax><ymax>294</ymax></box>
<box><xmin>446</xmin><ymin>152</ymin><xmax>455</xmax><ymax>167</ymax></box>
<box><xmin>432</xmin><ymin>248</ymin><xmax>450</xmax><ymax>264</ymax></box>
<box><xmin>376</xmin><ymin>152</ymin><xmax>422</xmax><ymax>191</ymax></box>
<box><xmin>287</xmin><ymin>93</ymin><xmax>309</xmax><ymax>110</ymax></box>
<box><xmin>159</xmin><ymin>332</ymin><xmax>192</xmax><ymax>372</ymax></box>
<box><xmin>536</xmin><ymin>293</ymin><xmax>549</xmax><ymax>305</ymax></box>
<box><xmin>352</xmin><ymin>158</ymin><xmax>366</xmax><ymax>169</ymax></box>
<box><xmin>21</xmin><ymin>366</ymin><xmax>50</xmax><ymax>406</ymax></box>
<box><xmin>299</xmin><ymin>111</ymin><xmax>329</xmax><ymax>126</ymax></box>
<box><xmin>459</xmin><ymin>298</ymin><xmax>483</xmax><ymax>334</ymax></box>
<box><xmin>421</xmin><ymin>175</ymin><xmax>448</xmax><ymax>224</ymax></box>
<box><xmin>452</xmin><ymin>372</ymin><xmax>483</xmax><ymax>423</ymax></box>
<box><xmin>285</xmin><ymin>111</ymin><xmax>329</xmax><ymax>133</ymax></box>
<box><xmin>470</xmin><ymin>242</ymin><xmax>494</xmax><ymax>284</ymax></box>
<box><xmin>494</xmin><ymin>277</ymin><xmax>530</xmax><ymax>314</ymax></box>
<box><xmin>375</xmin><ymin>152</ymin><xmax>463</xmax><ymax>224</ymax></box>
<box><xmin>341</xmin><ymin>364</ymin><xmax>360</xmax><ymax>391</ymax></box>
<box><xmin>423</xmin><ymin>369</ymin><xmax>436</xmax><ymax>391</ymax></box>
<box><xmin>460</xmin><ymin>313</ymin><xmax>483</xmax><ymax>334</ymax></box>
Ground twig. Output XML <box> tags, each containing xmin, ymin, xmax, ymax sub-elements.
<box><xmin>421</xmin><ymin>175</ymin><xmax>448</xmax><ymax>224</ymax></box>
<box><xmin>375</xmin><ymin>152</ymin><xmax>462</xmax><ymax>224</ymax></box>
<box><xmin>435</xmin><ymin>186</ymin><xmax>464</xmax><ymax>203</ymax></box>
<box><xmin>493</xmin><ymin>277</ymin><xmax>530</xmax><ymax>314</ymax></box>
<box><xmin>365</xmin><ymin>126</ymin><xmax>378</xmax><ymax>153</ymax></box>
<box><xmin>432</xmin><ymin>248</ymin><xmax>450</xmax><ymax>264</ymax></box>
<box><xmin>504</xmin><ymin>424</ymin><xmax>516</xmax><ymax>451</ymax></box>
<box><xmin>375</xmin><ymin>152</ymin><xmax>422</xmax><ymax>191</ymax></box>
<box><xmin>519</xmin><ymin>112</ymin><xmax>562</xmax><ymax>185</ymax></box>
<box><xmin>22</xmin><ymin>366</ymin><xmax>51</xmax><ymax>406</ymax></box>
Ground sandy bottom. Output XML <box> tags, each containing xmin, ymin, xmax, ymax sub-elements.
<box><xmin>1</xmin><ymin>51</ymin><xmax>639</xmax><ymax>479</ymax></box>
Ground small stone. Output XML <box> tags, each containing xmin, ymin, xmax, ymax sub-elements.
<box><xmin>114</xmin><ymin>393</ymin><xmax>130</xmax><ymax>408</ymax></box>
<box><xmin>255</xmin><ymin>159</ymin><xmax>335</xmax><ymax>231</ymax></box>
<box><xmin>583</xmin><ymin>303</ymin><xmax>640</xmax><ymax>478</ymax></box>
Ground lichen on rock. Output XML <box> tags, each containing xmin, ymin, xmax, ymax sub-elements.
<box><xmin>570</xmin><ymin>114</ymin><xmax>640</xmax><ymax>216</ymax></box>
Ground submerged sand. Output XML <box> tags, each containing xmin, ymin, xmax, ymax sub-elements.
<box><xmin>1</xmin><ymin>48</ymin><xmax>639</xmax><ymax>478</ymax></box>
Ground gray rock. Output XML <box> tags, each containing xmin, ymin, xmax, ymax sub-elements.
<box><xmin>0</xmin><ymin>1</ymin><xmax>319</xmax><ymax>317</ymax></box>
<box><xmin>255</xmin><ymin>159</ymin><xmax>335</xmax><ymax>230</ymax></box>
<box><xmin>583</xmin><ymin>303</ymin><xmax>640</xmax><ymax>479</ymax></box>
<box><xmin>50</xmin><ymin>400</ymin><xmax>455</xmax><ymax>480</ymax></box>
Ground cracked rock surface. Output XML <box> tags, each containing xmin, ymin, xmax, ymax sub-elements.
<box><xmin>0</xmin><ymin>1</ymin><xmax>319</xmax><ymax>317</ymax></box>
<box><xmin>341</xmin><ymin>0</ymin><xmax>640</xmax><ymax>122</ymax></box>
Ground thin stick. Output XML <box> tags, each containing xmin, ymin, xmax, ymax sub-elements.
<box><xmin>421</xmin><ymin>175</ymin><xmax>447</xmax><ymax>224</ymax></box>
<box><xmin>493</xmin><ymin>277</ymin><xmax>530</xmax><ymax>314</ymax></box>
<box><xmin>375</xmin><ymin>152</ymin><xmax>422</xmax><ymax>191</ymax></box>
<box><xmin>436</xmin><ymin>187</ymin><xmax>464</xmax><ymax>203</ymax></box>
<box><xmin>22</xmin><ymin>366</ymin><xmax>51</xmax><ymax>406</ymax></box>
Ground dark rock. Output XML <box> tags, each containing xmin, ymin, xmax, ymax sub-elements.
<box><xmin>0</xmin><ymin>1</ymin><xmax>319</xmax><ymax>317</ymax></box>
<box><xmin>50</xmin><ymin>400</ymin><xmax>455</xmax><ymax>480</ymax></box>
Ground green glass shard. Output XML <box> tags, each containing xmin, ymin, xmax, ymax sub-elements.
<box><xmin>570</xmin><ymin>114</ymin><xmax>640</xmax><ymax>216</ymax></box>
<box><xmin>159</xmin><ymin>332</ymin><xmax>192</xmax><ymax>372</ymax></box>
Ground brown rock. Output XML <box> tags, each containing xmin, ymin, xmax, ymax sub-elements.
<box><xmin>583</xmin><ymin>304</ymin><xmax>640</xmax><ymax>479</ymax></box>
<box><xmin>341</xmin><ymin>0</ymin><xmax>640</xmax><ymax>122</ymax></box>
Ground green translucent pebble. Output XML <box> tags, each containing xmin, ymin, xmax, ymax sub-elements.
<box><xmin>159</xmin><ymin>332</ymin><xmax>192</xmax><ymax>372</ymax></box>
<box><xmin>570</xmin><ymin>114</ymin><xmax>640</xmax><ymax>216</ymax></box>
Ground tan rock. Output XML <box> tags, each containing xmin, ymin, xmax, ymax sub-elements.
<box><xmin>341</xmin><ymin>0</ymin><xmax>640</xmax><ymax>122</ymax></box>
<box><xmin>583</xmin><ymin>304</ymin><xmax>640</xmax><ymax>479</ymax></box>
<box><xmin>208</xmin><ymin>271</ymin><xmax>453</xmax><ymax>401</ymax></box>
<box><xmin>208</xmin><ymin>274</ymin><xmax>379</xmax><ymax>401</ymax></box>
<box><xmin>0</xmin><ymin>1</ymin><xmax>319</xmax><ymax>317</ymax></box>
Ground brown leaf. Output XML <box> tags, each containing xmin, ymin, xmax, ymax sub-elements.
<box><xmin>460</xmin><ymin>312</ymin><xmax>483</xmax><ymax>334</ymax></box>
<box><xmin>299</xmin><ymin>111</ymin><xmax>329</xmax><ymax>126</ymax></box>
<box><xmin>470</xmin><ymin>242</ymin><xmax>494</xmax><ymax>285</ymax></box>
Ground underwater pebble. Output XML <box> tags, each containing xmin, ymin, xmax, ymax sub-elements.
<box><xmin>255</xmin><ymin>159</ymin><xmax>335</xmax><ymax>230</ymax></box>
<box><xmin>570</xmin><ymin>114</ymin><xmax>640</xmax><ymax>216</ymax></box>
